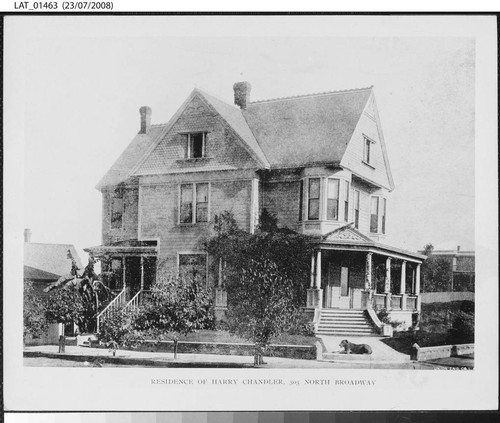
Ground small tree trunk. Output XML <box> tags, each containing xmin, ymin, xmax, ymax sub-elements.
<box><xmin>173</xmin><ymin>339</ymin><xmax>178</xmax><ymax>359</ymax></box>
<box><xmin>58</xmin><ymin>335</ymin><xmax>66</xmax><ymax>353</ymax></box>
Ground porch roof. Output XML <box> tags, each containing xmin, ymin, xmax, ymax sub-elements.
<box><xmin>312</xmin><ymin>225</ymin><xmax>426</xmax><ymax>263</ymax></box>
<box><xmin>84</xmin><ymin>239</ymin><xmax>157</xmax><ymax>257</ymax></box>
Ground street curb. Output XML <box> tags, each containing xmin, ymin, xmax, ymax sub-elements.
<box><xmin>23</xmin><ymin>351</ymin><xmax>256</xmax><ymax>368</ymax></box>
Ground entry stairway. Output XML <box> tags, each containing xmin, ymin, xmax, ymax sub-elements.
<box><xmin>316</xmin><ymin>309</ymin><xmax>378</xmax><ymax>336</ymax></box>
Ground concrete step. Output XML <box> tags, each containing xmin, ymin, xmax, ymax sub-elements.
<box><xmin>320</xmin><ymin>317</ymin><xmax>368</xmax><ymax>322</ymax></box>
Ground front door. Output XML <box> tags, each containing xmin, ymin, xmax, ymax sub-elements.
<box><xmin>323</xmin><ymin>264</ymin><xmax>351</xmax><ymax>309</ymax></box>
<box><xmin>125</xmin><ymin>256</ymin><xmax>141</xmax><ymax>299</ymax></box>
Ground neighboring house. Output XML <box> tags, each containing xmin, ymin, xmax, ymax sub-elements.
<box><xmin>24</xmin><ymin>228</ymin><xmax>83</xmax><ymax>296</ymax></box>
<box><xmin>86</xmin><ymin>82</ymin><xmax>426</xmax><ymax>333</ymax></box>
<box><xmin>421</xmin><ymin>246</ymin><xmax>475</xmax><ymax>293</ymax></box>
<box><xmin>23</xmin><ymin>228</ymin><xmax>83</xmax><ymax>341</ymax></box>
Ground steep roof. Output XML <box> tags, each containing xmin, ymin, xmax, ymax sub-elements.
<box><xmin>97</xmin><ymin>86</ymin><xmax>375</xmax><ymax>188</ymax></box>
<box><xmin>196</xmin><ymin>89</ymin><xmax>269</xmax><ymax>167</ymax></box>
<box><xmin>96</xmin><ymin>125</ymin><xmax>166</xmax><ymax>190</ymax></box>
<box><xmin>243</xmin><ymin>87</ymin><xmax>373</xmax><ymax>168</ymax></box>
<box><xmin>24</xmin><ymin>243</ymin><xmax>83</xmax><ymax>281</ymax></box>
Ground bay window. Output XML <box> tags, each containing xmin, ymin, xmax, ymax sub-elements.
<box><xmin>343</xmin><ymin>180</ymin><xmax>350</xmax><ymax>222</ymax></box>
<box><xmin>382</xmin><ymin>198</ymin><xmax>387</xmax><ymax>234</ymax></box>
<box><xmin>370</xmin><ymin>196</ymin><xmax>379</xmax><ymax>233</ymax></box>
<box><xmin>308</xmin><ymin>178</ymin><xmax>320</xmax><ymax>220</ymax></box>
<box><xmin>326</xmin><ymin>178</ymin><xmax>339</xmax><ymax>220</ymax></box>
<box><xmin>354</xmin><ymin>190</ymin><xmax>360</xmax><ymax>229</ymax></box>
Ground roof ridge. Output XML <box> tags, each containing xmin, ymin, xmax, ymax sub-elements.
<box><xmin>249</xmin><ymin>86</ymin><xmax>374</xmax><ymax>105</ymax></box>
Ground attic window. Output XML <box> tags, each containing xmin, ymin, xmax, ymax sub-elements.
<box><xmin>185</xmin><ymin>133</ymin><xmax>206</xmax><ymax>159</ymax></box>
<box><xmin>363</xmin><ymin>136</ymin><xmax>375</xmax><ymax>167</ymax></box>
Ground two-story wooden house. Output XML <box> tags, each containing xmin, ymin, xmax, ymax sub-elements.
<box><xmin>85</xmin><ymin>82</ymin><xmax>425</xmax><ymax>334</ymax></box>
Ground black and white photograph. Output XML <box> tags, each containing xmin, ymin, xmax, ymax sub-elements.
<box><xmin>3</xmin><ymin>14</ymin><xmax>498</xmax><ymax>411</ymax></box>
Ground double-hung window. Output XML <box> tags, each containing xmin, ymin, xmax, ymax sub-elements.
<box><xmin>354</xmin><ymin>190</ymin><xmax>360</xmax><ymax>229</ymax></box>
<box><xmin>370</xmin><ymin>196</ymin><xmax>379</xmax><ymax>233</ymax></box>
<box><xmin>180</xmin><ymin>183</ymin><xmax>209</xmax><ymax>224</ymax></box>
<box><xmin>308</xmin><ymin>178</ymin><xmax>320</xmax><ymax>220</ymax></box>
<box><xmin>343</xmin><ymin>180</ymin><xmax>350</xmax><ymax>222</ymax></box>
<box><xmin>185</xmin><ymin>133</ymin><xmax>206</xmax><ymax>159</ymax></box>
<box><xmin>381</xmin><ymin>198</ymin><xmax>387</xmax><ymax>234</ymax></box>
<box><xmin>363</xmin><ymin>136</ymin><xmax>375</xmax><ymax>166</ymax></box>
<box><xmin>298</xmin><ymin>180</ymin><xmax>304</xmax><ymax>221</ymax></box>
<box><xmin>326</xmin><ymin>179</ymin><xmax>339</xmax><ymax>220</ymax></box>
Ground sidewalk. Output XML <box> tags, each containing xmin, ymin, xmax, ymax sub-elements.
<box><xmin>318</xmin><ymin>335</ymin><xmax>411</xmax><ymax>363</ymax></box>
<box><xmin>24</xmin><ymin>344</ymin><xmax>448</xmax><ymax>369</ymax></box>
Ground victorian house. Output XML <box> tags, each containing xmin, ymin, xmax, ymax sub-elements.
<box><xmin>86</xmin><ymin>82</ymin><xmax>425</xmax><ymax>334</ymax></box>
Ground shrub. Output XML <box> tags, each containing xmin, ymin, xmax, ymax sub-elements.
<box><xmin>97</xmin><ymin>308</ymin><xmax>141</xmax><ymax>355</ymax></box>
<box><xmin>448</xmin><ymin>310</ymin><xmax>474</xmax><ymax>344</ymax></box>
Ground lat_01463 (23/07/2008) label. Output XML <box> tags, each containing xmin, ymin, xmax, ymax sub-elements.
<box><xmin>13</xmin><ymin>1</ymin><xmax>113</xmax><ymax>10</ymax></box>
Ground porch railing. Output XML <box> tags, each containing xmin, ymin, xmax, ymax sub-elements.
<box><xmin>391</xmin><ymin>294</ymin><xmax>403</xmax><ymax>310</ymax></box>
<box><xmin>124</xmin><ymin>289</ymin><xmax>143</xmax><ymax>313</ymax></box>
<box><xmin>373</xmin><ymin>293</ymin><xmax>385</xmax><ymax>308</ymax></box>
<box><xmin>96</xmin><ymin>288</ymin><xmax>126</xmax><ymax>330</ymax></box>
<box><xmin>406</xmin><ymin>296</ymin><xmax>417</xmax><ymax>310</ymax></box>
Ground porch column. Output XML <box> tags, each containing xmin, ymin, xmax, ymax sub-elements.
<box><xmin>140</xmin><ymin>256</ymin><xmax>144</xmax><ymax>290</ymax></box>
<box><xmin>315</xmin><ymin>249</ymin><xmax>322</xmax><ymax>289</ymax></box>
<box><xmin>306</xmin><ymin>249</ymin><xmax>323</xmax><ymax>309</ymax></box>
<box><xmin>310</xmin><ymin>252</ymin><xmax>315</xmax><ymax>288</ymax></box>
<box><xmin>415</xmin><ymin>263</ymin><xmax>421</xmax><ymax>312</ymax></box>
<box><xmin>218</xmin><ymin>258</ymin><xmax>223</xmax><ymax>288</ymax></box>
<box><xmin>365</xmin><ymin>253</ymin><xmax>373</xmax><ymax>290</ymax></box>
<box><xmin>384</xmin><ymin>257</ymin><xmax>392</xmax><ymax>309</ymax></box>
<box><xmin>215</xmin><ymin>257</ymin><xmax>227</xmax><ymax>316</ymax></box>
<box><xmin>122</xmin><ymin>257</ymin><xmax>127</xmax><ymax>288</ymax></box>
<box><xmin>400</xmin><ymin>260</ymin><xmax>407</xmax><ymax>310</ymax></box>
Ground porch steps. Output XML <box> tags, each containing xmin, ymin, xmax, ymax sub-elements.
<box><xmin>316</xmin><ymin>309</ymin><xmax>378</xmax><ymax>336</ymax></box>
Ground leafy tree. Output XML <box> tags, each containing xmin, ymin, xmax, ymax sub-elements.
<box><xmin>23</xmin><ymin>281</ymin><xmax>48</xmax><ymax>339</ymax></box>
<box><xmin>206</xmin><ymin>211</ymin><xmax>314</xmax><ymax>365</ymax></box>
<box><xmin>421</xmin><ymin>243</ymin><xmax>452</xmax><ymax>292</ymax></box>
<box><xmin>133</xmin><ymin>274</ymin><xmax>215</xmax><ymax>359</ymax></box>
<box><xmin>226</xmin><ymin>258</ymin><xmax>299</xmax><ymax>365</ymax></box>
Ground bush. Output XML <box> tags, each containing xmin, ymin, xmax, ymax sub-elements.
<box><xmin>449</xmin><ymin>310</ymin><xmax>474</xmax><ymax>344</ymax></box>
<box><xmin>287</xmin><ymin>314</ymin><xmax>316</xmax><ymax>337</ymax></box>
<box><xmin>97</xmin><ymin>309</ymin><xmax>141</xmax><ymax>355</ymax></box>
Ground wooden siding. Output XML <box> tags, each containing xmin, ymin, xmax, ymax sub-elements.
<box><xmin>102</xmin><ymin>187</ymin><xmax>139</xmax><ymax>245</ymax></box>
<box><xmin>261</xmin><ymin>180</ymin><xmax>301</xmax><ymax>230</ymax></box>
<box><xmin>340</xmin><ymin>94</ymin><xmax>391</xmax><ymax>190</ymax></box>
<box><xmin>139</xmin><ymin>179</ymin><xmax>252</xmax><ymax>268</ymax></box>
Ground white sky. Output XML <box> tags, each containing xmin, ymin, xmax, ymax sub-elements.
<box><xmin>5</xmin><ymin>16</ymin><xmax>484</xmax><ymax>263</ymax></box>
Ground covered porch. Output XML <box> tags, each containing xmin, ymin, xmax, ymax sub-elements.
<box><xmin>84</xmin><ymin>240</ymin><xmax>158</xmax><ymax>328</ymax></box>
<box><xmin>305</xmin><ymin>227</ymin><xmax>426</xmax><ymax>326</ymax></box>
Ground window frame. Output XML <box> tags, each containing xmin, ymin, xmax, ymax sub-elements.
<box><xmin>353</xmin><ymin>189</ymin><xmax>360</xmax><ymax>229</ymax></box>
<box><xmin>185</xmin><ymin>132</ymin><xmax>207</xmax><ymax>159</ymax></box>
<box><xmin>381</xmin><ymin>197</ymin><xmax>387</xmax><ymax>235</ymax></box>
<box><xmin>110</xmin><ymin>189</ymin><xmax>124</xmax><ymax>230</ymax></box>
<box><xmin>179</xmin><ymin>182</ymin><xmax>210</xmax><ymax>225</ymax></box>
<box><xmin>307</xmin><ymin>178</ymin><xmax>321</xmax><ymax>221</ymax></box>
<box><xmin>362</xmin><ymin>135</ymin><xmax>376</xmax><ymax>168</ymax></box>
<box><xmin>370</xmin><ymin>196</ymin><xmax>379</xmax><ymax>233</ymax></box>
<box><xmin>326</xmin><ymin>178</ymin><xmax>340</xmax><ymax>221</ymax></box>
<box><xmin>177</xmin><ymin>252</ymin><xmax>208</xmax><ymax>286</ymax></box>
<box><xmin>343</xmin><ymin>180</ymin><xmax>350</xmax><ymax>222</ymax></box>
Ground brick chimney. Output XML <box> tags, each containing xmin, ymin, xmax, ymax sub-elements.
<box><xmin>233</xmin><ymin>81</ymin><xmax>252</xmax><ymax>109</ymax></box>
<box><xmin>24</xmin><ymin>228</ymin><xmax>32</xmax><ymax>243</ymax></box>
<box><xmin>139</xmin><ymin>106</ymin><xmax>152</xmax><ymax>134</ymax></box>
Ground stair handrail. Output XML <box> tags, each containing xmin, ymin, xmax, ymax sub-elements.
<box><xmin>96</xmin><ymin>288</ymin><xmax>127</xmax><ymax>330</ymax></box>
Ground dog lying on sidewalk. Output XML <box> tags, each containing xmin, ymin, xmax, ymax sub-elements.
<box><xmin>339</xmin><ymin>339</ymin><xmax>373</xmax><ymax>355</ymax></box>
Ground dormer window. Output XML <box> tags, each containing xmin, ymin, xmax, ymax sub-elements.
<box><xmin>185</xmin><ymin>132</ymin><xmax>206</xmax><ymax>159</ymax></box>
